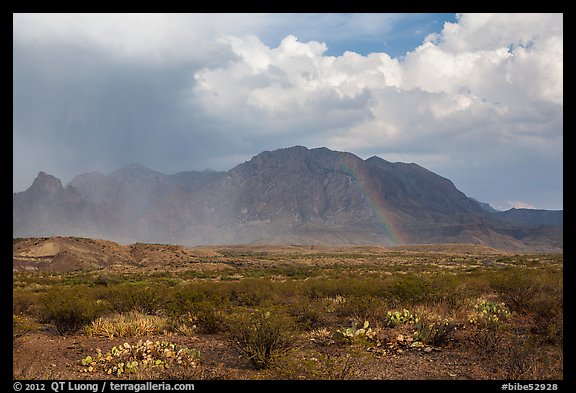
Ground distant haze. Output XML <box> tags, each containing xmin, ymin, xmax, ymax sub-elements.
<box><xmin>13</xmin><ymin>13</ymin><xmax>563</xmax><ymax>210</ymax></box>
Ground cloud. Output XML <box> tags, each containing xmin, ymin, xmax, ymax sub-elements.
<box><xmin>13</xmin><ymin>13</ymin><xmax>256</xmax><ymax>63</ymax></box>
<box><xmin>12</xmin><ymin>13</ymin><xmax>563</xmax><ymax>210</ymax></box>
<box><xmin>430</xmin><ymin>13</ymin><xmax>562</xmax><ymax>54</ymax></box>
<box><xmin>188</xmin><ymin>14</ymin><xmax>562</xmax><ymax>209</ymax></box>
<box><xmin>192</xmin><ymin>35</ymin><xmax>400</xmax><ymax>135</ymax></box>
<box><xmin>192</xmin><ymin>14</ymin><xmax>562</xmax><ymax>148</ymax></box>
<box><xmin>506</xmin><ymin>200</ymin><xmax>536</xmax><ymax>209</ymax></box>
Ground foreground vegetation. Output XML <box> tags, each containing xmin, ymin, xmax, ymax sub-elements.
<box><xmin>13</xmin><ymin>246</ymin><xmax>563</xmax><ymax>380</ymax></box>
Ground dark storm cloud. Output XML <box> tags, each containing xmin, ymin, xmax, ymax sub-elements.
<box><xmin>13</xmin><ymin>38</ymin><xmax>243</xmax><ymax>189</ymax></box>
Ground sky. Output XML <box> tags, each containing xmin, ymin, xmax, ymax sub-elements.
<box><xmin>13</xmin><ymin>13</ymin><xmax>563</xmax><ymax>211</ymax></box>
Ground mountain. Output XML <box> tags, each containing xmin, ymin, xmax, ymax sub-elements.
<box><xmin>493</xmin><ymin>208</ymin><xmax>563</xmax><ymax>229</ymax></box>
<box><xmin>471</xmin><ymin>198</ymin><xmax>500</xmax><ymax>213</ymax></box>
<box><xmin>13</xmin><ymin>172</ymin><xmax>119</xmax><ymax>239</ymax></box>
<box><xmin>13</xmin><ymin>146</ymin><xmax>563</xmax><ymax>252</ymax></box>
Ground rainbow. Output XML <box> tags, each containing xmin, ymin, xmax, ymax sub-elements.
<box><xmin>339</xmin><ymin>153</ymin><xmax>408</xmax><ymax>246</ymax></box>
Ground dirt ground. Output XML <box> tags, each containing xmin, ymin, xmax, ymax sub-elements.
<box><xmin>13</xmin><ymin>327</ymin><xmax>561</xmax><ymax>381</ymax></box>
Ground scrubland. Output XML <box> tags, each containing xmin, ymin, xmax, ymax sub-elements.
<box><xmin>13</xmin><ymin>245</ymin><xmax>563</xmax><ymax>380</ymax></box>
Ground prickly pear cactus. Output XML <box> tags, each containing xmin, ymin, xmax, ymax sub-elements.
<box><xmin>79</xmin><ymin>340</ymin><xmax>200</xmax><ymax>377</ymax></box>
<box><xmin>386</xmin><ymin>309</ymin><xmax>417</xmax><ymax>327</ymax></box>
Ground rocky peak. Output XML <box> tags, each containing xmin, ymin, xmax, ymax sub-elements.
<box><xmin>28</xmin><ymin>171</ymin><xmax>63</xmax><ymax>196</ymax></box>
<box><xmin>109</xmin><ymin>163</ymin><xmax>166</xmax><ymax>184</ymax></box>
<box><xmin>235</xmin><ymin>145</ymin><xmax>364</xmax><ymax>177</ymax></box>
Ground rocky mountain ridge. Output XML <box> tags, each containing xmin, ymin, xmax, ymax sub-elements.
<box><xmin>13</xmin><ymin>146</ymin><xmax>562</xmax><ymax>252</ymax></box>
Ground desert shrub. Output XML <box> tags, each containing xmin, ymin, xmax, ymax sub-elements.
<box><xmin>84</xmin><ymin>311</ymin><xmax>168</xmax><ymax>338</ymax></box>
<box><xmin>529</xmin><ymin>294</ymin><xmax>563</xmax><ymax>344</ymax></box>
<box><xmin>93</xmin><ymin>273</ymin><xmax>120</xmax><ymax>286</ymax></box>
<box><xmin>491</xmin><ymin>273</ymin><xmax>538</xmax><ymax>314</ymax></box>
<box><xmin>162</xmin><ymin>309</ymin><xmax>197</xmax><ymax>337</ymax></box>
<box><xmin>387</xmin><ymin>275</ymin><xmax>432</xmax><ymax>306</ymax></box>
<box><xmin>413</xmin><ymin>319</ymin><xmax>453</xmax><ymax>346</ymax></box>
<box><xmin>467</xmin><ymin>299</ymin><xmax>510</xmax><ymax>354</ymax></box>
<box><xmin>290</xmin><ymin>302</ymin><xmax>327</xmax><ymax>331</ymax></box>
<box><xmin>334</xmin><ymin>295</ymin><xmax>386</xmax><ymax>322</ymax></box>
<box><xmin>163</xmin><ymin>289</ymin><xmax>227</xmax><ymax>336</ymax></box>
<box><xmin>470</xmin><ymin>326</ymin><xmax>506</xmax><ymax>354</ymax></box>
<box><xmin>501</xmin><ymin>334</ymin><xmax>539</xmax><ymax>379</ymax></box>
<box><xmin>165</xmin><ymin>291</ymin><xmax>226</xmax><ymax>335</ymax></box>
<box><xmin>226</xmin><ymin>279</ymin><xmax>274</xmax><ymax>307</ymax></box>
<box><xmin>227</xmin><ymin>310</ymin><xmax>297</xmax><ymax>369</ymax></box>
<box><xmin>13</xmin><ymin>291</ymin><xmax>41</xmax><ymax>317</ymax></box>
<box><xmin>38</xmin><ymin>288</ymin><xmax>106</xmax><ymax>335</ymax></box>
<box><xmin>13</xmin><ymin>314</ymin><xmax>40</xmax><ymax>342</ymax></box>
<box><xmin>307</xmin><ymin>327</ymin><xmax>336</xmax><ymax>346</ymax></box>
<box><xmin>302</xmin><ymin>278</ymin><xmax>375</xmax><ymax>300</ymax></box>
<box><xmin>107</xmin><ymin>284</ymin><xmax>166</xmax><ymax>314</ymax></box>
<box><xmin>279</xmin><ymin>266</ymin><xmax>310</xmax><ymax>280</ymax></box>
<box><xmin>265</xmin><ymin>349</ymin><xmax>365</xmax><ymax>380</ymax></box>
<box><xmin>191</xmin><ymin>302</ymin><xmax>226</xmax><ymax>334</ymax></box>
<box><xmin>163</xmin><ymin>287</ymin><xmax>208</xmax><ymax>319</ymax></box>
<box><xmin>489</xmin><ymin>269</ymin><xmax>560</xmax><ymax>314</ymax></box>
<box><xmin>490</xmin><ymin>269</ymin><xmax>562</xmax><ymax>344</ymax></box>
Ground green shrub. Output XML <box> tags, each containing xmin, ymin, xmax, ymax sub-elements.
<box><xmin>227</xmin><ymin>310</ymin><xmax>296</xmax><ymax>369</ymax></box>
<box><xmin>388</xmin><ymin>275</ymin><xmax>431</xmax><ymax>306</ymax></box>
<box><xmin>528</xmin><ymin>294</ymin><xmax>563</xmax><ymax>344</ymax></box>
<box><xmin>93</xmin><ymin>273</ymin><xmax>119</xmax><ymax>286</ymax></box>
<box><xmin>266</xmin><ymin>349</ymin><xmax>364</xmax><ymax>380</ymax></box>
<box><xmin>413</xmin><ymin>319</ymin><xmax>453</xmax><ymax>346</ymax></box>
<box><xmin>334</xmin><ymin>295</ymin><xmax>385</xmax><ymax>321</ymax></box>
<box><xmin>502</xmin><ymin>334</ymin><xmax>538</xmax><ymax>379</ymax></box>
<box><xmin>226</xmin><ymin>279</ymin><xmax>273</xmax><ymax>306</ymax></box>
<box><xmin>163</xmin><ymin>287</ymin><xmax>208</xmax><ymax>321</ymax></box>
<box><xmin>290</xmin><ymin>302</ymin><xmax>326</xmax><ymax>331</ymax></box>
<box><xmin>192</xmin><ymin>302</ymin><xmax>226</xmax><ymax>334</ymax></box>
<box><xmin>489</xmin><ymin>270</ymin><xmax>555</xmax><ymax>314</ymax></box>
<box><xmin>490</xmin><ymin>269</ymin><xmax>563</xmax><ymax>344</ymax></box>
<box><xmin>467</xmin><ymin>299</ymin><xmax>510</xmax><ymax>353</ymax></box>
<box><xmin>164</xmin><ymin>292</ymin><xmax>225</xmax><ymax>335</ymax></box>
<box><xmin>302</xmin><ymin>278</ymin><xmax>364</xmax><ymax>300</ymax></box>
<box><xmin>107</xmin><ymin>285</ymin><xmax>166</xmax><ymax>314</ymax></box>
<box><xmin>13</xmin><ymin>291</ymin><xmax>42</xmax><ymax>317</ymax></box>
<box><xmin>494</xmin><ymin>273</ymin><xmax>535</xmax><ymax>313</ymax></box>
<box><xmin>39</xmin><ymin>289</ymin><xmax>106</xmax><ymax>335</ymax></box>
<box><xmin>13</xmin><ymin>314</ymin><xmax>40</xmax><ymax>342</ymax></box>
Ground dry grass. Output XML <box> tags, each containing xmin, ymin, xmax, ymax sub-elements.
<box><xmin>84</xmin><ymin>311</ymin><xmax>168</xmax><ymax>338</ymax></box>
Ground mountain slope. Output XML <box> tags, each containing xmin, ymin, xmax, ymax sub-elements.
<box><xmin>13</xmin><ymin>146</ymin><xmax>562</xmax><ymax>252</ymax></box>
<box><xmin>493</xmin><ymin>208</ymin><xmax>563</xmax><ymax>229</ymax></box>
<box><xmin>13</xmin><ymin>172</ymin><xmax>119</xmax><ymax>239</ymax></box>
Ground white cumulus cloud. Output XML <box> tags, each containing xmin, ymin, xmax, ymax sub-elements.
<box><xmin>192</xmin><ymin>13</ymin><xmax>562</xmax><ymax>148</ymax></box>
